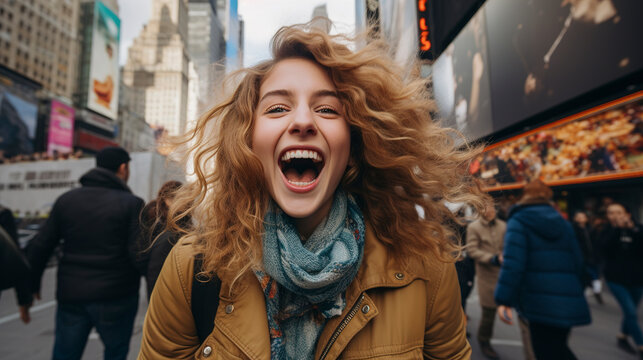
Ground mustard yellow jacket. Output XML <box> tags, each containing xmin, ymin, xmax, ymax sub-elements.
<box><xmin>139</xmin><ymin>227</ymin><xmax>471</xmax><ymax>360</ymax></box>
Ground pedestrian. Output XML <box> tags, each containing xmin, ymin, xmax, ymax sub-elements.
<box><xmin>138</xmin><ymin>180</ymin><xmax>186</xmax><ymax>299</ymax></box>
<box><xmin>466</xmin><ymin>204</ymin><xmax>505</xmax><ymax>359</ymax></box>
<box><xmin>0</xmin><ymin>225</ymin><xmax>32</xmax><ymax>323</ymax></box>
<box><xmin>453</xmin><ymin>207</ymin><xmax>476</xmax><ymax>314</ymax></box>
<box><xmin>599</xmin><ymin>202</ymin><xmax>643</xmax><ymax>358</ymax></box>
<box><xmin>27</xmin><ymin>146</ymin><xmax>145</xmax><ymax>360</ymax></box>
<box><xmin>0</xmin><ymin>203</ymin><xmax>19</xmax><ymax>247</ymax></box>
<box><xmin>495</xmin><ymin>180</ymin><xmax>590</xmax><ymax>360</ymax></box>
<box><xmin>139</xmin><ymin>23</ymin><xmax>486</xmax><ymax>359</ymax></box>
<box><xmin>572</xmin><ymin>210</ymin><xmax>603</xmax><ymax>304</ymax></box>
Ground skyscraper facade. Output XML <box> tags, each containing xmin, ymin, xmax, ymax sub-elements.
<box><xmin>187</xmin><ymin>0</ymin><xmax>225</xmax><ymax>114</ymax></box>
<box><xmin>0</xmin><ymin>0</ymin><xmax>81</xmax><ymax>100</ymax></box>
<box><xmin>122</xmin><ymin>0</ymin><xmax>191</xmax><ymax>136</ymax></box>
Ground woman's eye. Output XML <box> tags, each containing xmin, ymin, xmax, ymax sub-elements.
<box><xmin>317</xmin><ymin>106</ymin><xmax>338</xmax><ymax>114</ymax></box>
<box><xmin>265</xmin><ymin>105</ymin><xmax>288</xmax><ymax>114</ymax></box>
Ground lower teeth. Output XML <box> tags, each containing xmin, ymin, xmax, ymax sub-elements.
<box><xmin>288</xmin><ymin>179</ymin><xmax>316</xmax><ymax>186</ymax></box>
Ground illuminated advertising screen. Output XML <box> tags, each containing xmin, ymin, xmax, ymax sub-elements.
<box><xmin>485</xmin><ymin>0</ymin><xmax>643</xmax><ymax>131</ymax></box>
<box><xmin>87</xmin><ymin>1</ymin><xmax>120</xmax><ymax>120</ymax></box>
<box><xmin>47</xmin><ymin>100</ymin><xmax>75</xmax><ymax>155</ymax></box>
<box><xmin>471</xmin><ymin>92</ymin><xmax>643</xmax><ymax>191</ymax></box>
<box><xmin>416</xmin><ymin>0</ymin><xmax>433</xmax><ymax>60</ymax></box>
<box><xmin>432</xmin><ymin>8</ymin><xmax>493</xmax><ymax>141</ymax></box>
<box><xmin>0</xmin><ymin>87</ymin><xmax>38</xmax><ymax>157</ymax></box>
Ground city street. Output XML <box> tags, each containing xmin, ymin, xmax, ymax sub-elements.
<box><xmin>0</xmin><ymin>265</ymin><xmax>640</xmax><ymax>359</ymax></box>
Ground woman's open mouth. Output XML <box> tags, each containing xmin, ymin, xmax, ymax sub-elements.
<box><xmin>278</xmin><ymin>148</ymin><xmax>325</xmax><ymax>191</ymax></box>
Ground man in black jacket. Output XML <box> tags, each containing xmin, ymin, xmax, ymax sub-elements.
<box><xmin>27</xmin><ymin>147</ymin><xmax>144</xmax><ymax>360</ymax></box>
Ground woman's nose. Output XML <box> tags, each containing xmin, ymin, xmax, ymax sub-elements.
<box><xmin>288</xmin><ymin>108</ymin><xmax>317</xmax><ymax>136</ymax></box>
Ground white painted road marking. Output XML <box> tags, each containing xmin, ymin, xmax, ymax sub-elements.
<box><xmin>0</xmin><ymin>300</ymin><xmax>57</xmax><ymax>325</ymax></box>
<box><xmin>491</xmin><ymin>339</ymin><xmax>524</xmax><ymax>347</ymax></box>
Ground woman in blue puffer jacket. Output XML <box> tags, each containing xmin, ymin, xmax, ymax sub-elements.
<box><xmin>494</xmin><ymin>180</ymin><xmax>591</xmax><ymax>360</ymax></box>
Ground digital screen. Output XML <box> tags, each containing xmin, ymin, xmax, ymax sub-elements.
<box><xmin>432</xmin><ymin>8</ymin><xmax>493</xmax><ymax>141</ymax></box>
<box><xmin>471</xmin><ymin>92</ymin><xmax>643</xmax><ymax>191</ymax></box>
<box><xmin>485</xmin><ymin>0</ymin><xmax>643</xmax><ymax>131</ymax></box>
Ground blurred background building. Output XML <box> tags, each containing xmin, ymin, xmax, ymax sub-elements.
<box><xmin>121</xmin><ymin>0</ymin><xmax>190</xmax><ymax>136</ymax></box>
<box><xmin>187</xmin><ymin>0</ymin><xmax>225</xmax><ymax>115</ymax></box>
<box><xmin>0</xmin><ymin>0</ymin><xmax>79</xmax><ymax>101</ymax></box>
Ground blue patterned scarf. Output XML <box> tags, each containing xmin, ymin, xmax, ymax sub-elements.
<box><xmin>255</xmin><ymin>190</ymin><xmax>365</xmax><ymax>360</ymax></box>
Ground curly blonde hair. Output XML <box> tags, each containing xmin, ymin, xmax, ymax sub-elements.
<box><xmin>169</xmin><ymin>23</ymin><xmax>486</xmax><ymax>282</ymax></box>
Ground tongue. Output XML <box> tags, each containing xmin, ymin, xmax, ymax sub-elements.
<box><xmin>284</xmin><ymin>168</ymin><xmax>316</xmax><ymax>183</ymax></box>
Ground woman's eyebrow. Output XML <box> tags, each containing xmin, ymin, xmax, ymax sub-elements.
<box><xmin>259</xmin><ymin>89</ymin><xmax>339</xmax><ymax>103</ymax></box>
<box><xmin>311</xmin><ymin>89</ymin><xmax>340</xmax><ymax>100</ymax></box>
<box><xmin>259</xmin><ymin>89</ymin><xmax>292</xmax><ymax>103</ymax></box>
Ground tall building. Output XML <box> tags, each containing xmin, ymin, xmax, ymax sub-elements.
<box><xmin>311</xmin><ymin>4</ymin><xmax>331</xmax><ymax>33</ymax></box>
<box><xmin>118</xmin><ymin>76</ymin><xmax>155</xmax><ymax>152</ymax></box>
<box><xmin>122</xmin><ymin>0</ymin><xmax>191</xmax><ymax>136</ymax></box>
<box><xmin>0</xmin><ymin>0</ymin><xmax>80</xmax><ymax>101</ymax></box>
<box><xmin>222</xmin><ymin>0</ymin><xmax>242</xmax><ymax>71</ymax></box>
<box><xmin>187</xmin><ymin>0</ymin><xmax>226</xmax><ymax>113</ymax></box>
<box><xmin>355</xmin><ymin>0</ymin><xmax>418</xmax><ymax>67</ymax></box>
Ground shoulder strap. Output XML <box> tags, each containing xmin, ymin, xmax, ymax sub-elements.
<box><xmin>191</xmin><ymin>255</ymin><xmax>221</xmax><ymax>344</ymax></box>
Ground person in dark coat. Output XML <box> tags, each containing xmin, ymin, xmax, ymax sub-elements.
<box><xmin>138</xmin><ymin>180</ymin><xmax>186</xmax><ymax>299</ymax></box>
<box><xmin>599</xmin><ymin>202</ymin><xmax>643</xmax><ymax>358</ymax></box>
<box><xmin>0</xmin><ymin>204</ymin><xmax>19</xmax><ymax>246</ymax></box>
<box><xmin>27</xmin><ymin>147</ymin><xmax>145</xmax><ymax>360</ymax></box>
<box><xmin>450</xmin><ymin>207</ymin><xmax>476</xmax><ymax>315</ymax></box>
<box><xmin>495</xmin><ymin>180</ymin><xmax>590</xmax><ymax>360</ymax></box>
<box><xmin>0</xmin><ymin>225</ymin><xmax>32</xmax><ymax>323</ymax></box>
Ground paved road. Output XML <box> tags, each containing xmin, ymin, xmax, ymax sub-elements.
<box><xmin>0</xmin><ymin>267</ymin><xmax>145</xmax><ymax>360</ymax></box>
<box><xmin>466</xmin><ymin>284</ymin><xmax>640</xmax><ymax>360</ymax></box>
<box><xmin>1</xmin><ymin>266</ymin><xmax>641</xmax><ymax>359</ymax></box>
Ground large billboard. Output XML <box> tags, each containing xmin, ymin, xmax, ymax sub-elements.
<box><xmin>485</xmin><ymin>0</ymin><xmax>643</xmax><ymax>132</ymax></box>
<box><xmin>471</xmin><ymin>92</ymin><xmax>643</xmax><ymax>191</ymax></box>
<box><xmin>0</xmin><ymin>86</ymin><xmax>38</xmax><ymax>157</ymax></box>
<box><xmin>47</xmin><ymin>100</ymin><xmax>75</xmax><ymax>155</ymax></box>
<box><xmin>432</xmin><ymin>7</ymin><xmax>493</xmax><ymax>141</ymax></box>
<box><xmin>87</xmin><ymin>1</ymin><xmax>120</xmax><ymax>120</ymax></box>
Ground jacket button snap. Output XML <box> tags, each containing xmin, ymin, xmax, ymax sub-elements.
<box><xmin>225</xmin><ymin>304</ymin><xmax>234</xmax><ymax>314</ymax></box>
<box><xmin>202</xmin><ymin>345</ymin><xmax>212</xmax><ymax>357</ymax></box>
<box><xmin>395</xmin><ymin>272</ymin><xmax>404</xmax><ymax>280</ymax></box>
<box><xmin>361</xmin><ymin>304</ymin><xmax>370</xmax><ymax>314</ymax></box>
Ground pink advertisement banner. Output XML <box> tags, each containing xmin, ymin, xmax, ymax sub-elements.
<box><xmin>47</xmin><ymin>100</ymin><xmax>75</xmax><ymax>155</ymax></box>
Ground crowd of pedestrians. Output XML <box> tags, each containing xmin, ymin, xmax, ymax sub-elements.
<box><xmin>456</xmin><ymin>179</ymin><xmax>643</xmax><ymax>360</ymax></box>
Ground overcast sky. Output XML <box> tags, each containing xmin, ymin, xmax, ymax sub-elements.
<box><xmin>118</xmin><ymin>0</ymin><xmax>355</xmax><ymax>67</ymax></box>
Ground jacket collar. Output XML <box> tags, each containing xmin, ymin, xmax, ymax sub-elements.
<box><xmin>79</xmin><ymin>167</ymin><xmax>131</xmax><ymax>193</ymax></box>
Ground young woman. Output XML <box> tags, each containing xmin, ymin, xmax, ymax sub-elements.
<box><xmin>138</xmin><ymin>180</ymin><xmax>184</xmax><ymax>299</ymax></box>
<box><xmin>139</xmin><ymin>24</ymin><xmax>484</xmax><ymax>360</ymax></box>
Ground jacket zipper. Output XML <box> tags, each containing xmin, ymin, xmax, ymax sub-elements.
<box><xmin>318</xmin><ymin>293</ymin><xmax>365</xmax><ymax>360</ymax></box>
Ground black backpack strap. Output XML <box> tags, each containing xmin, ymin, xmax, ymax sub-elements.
<box><xmin>191</xmin><ymin>255</ymin><xmax>221</xmax><ymax>344</ymax></box>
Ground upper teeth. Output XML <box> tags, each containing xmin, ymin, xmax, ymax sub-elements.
<box><xmin>281</xmin><ymin>149</ymin><xmax>322</xmax><ymax>162</ymax></box>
